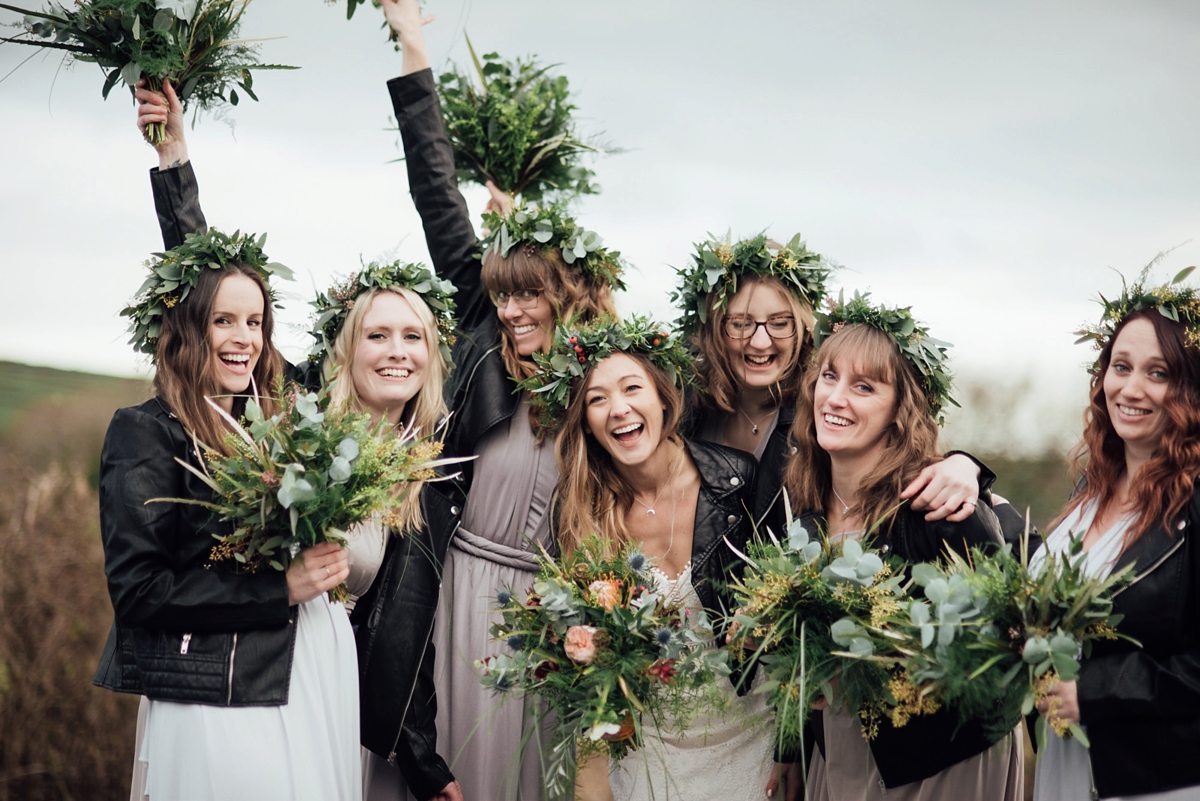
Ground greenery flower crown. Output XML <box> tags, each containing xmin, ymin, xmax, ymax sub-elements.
<box><xmin>671</xmin><ymin>232</ymin><xmax>832</xmax><ymax>338</ymax></box>
<box><xmin>814</xmin><ymin>291</ymin><xmax>957</xmax><ymax>425</ymax></box>
<box><xmin>516</xmin><ymin>315</ymin><xmax>694</xmax><ymax>434</ymax></box>
<box><xmin>308</xmin><ymin>259</ymin><xmax>458</xmax><ymax>368</ymax></box>
<box><xmin>1074</xmin><ymin>262</ymin><xmax>1200</xmax><ymax>372</ymax></box>
<box><xmin>121</xmin><ymin>228</ymin><xmax>293</xmax><ymax>356</ymax></box>
<box><xmin>480</xmin><ymin>203</ymin><xmax>627</xmax><ymax>292</ymax></box>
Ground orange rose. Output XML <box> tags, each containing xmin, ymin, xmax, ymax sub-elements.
<box><xmin>564</xmin><ymin>625</ymin><xmax>599</xmax><ymax>664</ymax></box>
<box><xmin>589</xmin><ymin>579</ymin><xmax>622</xmax><ymax>612</ymax></box>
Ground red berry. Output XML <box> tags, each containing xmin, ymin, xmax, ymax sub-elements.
<box><xmin>569</xmin><ymin>336</ymin><xmax>577</xmax><ymax>344</ymax></box>
<box><xmin>652</xmin><ymin>338</ymin><xmax>660</xmax><ymax>346</ymax></box>
<box><xmin>578</xmin><ymin>356</ymin><xmax>586</xmax><ymax>364</ymax></box>
<box><xmin>574</xmin><ymin>345</ymin><xmax>584</xmax><ymax>354</ymax></box>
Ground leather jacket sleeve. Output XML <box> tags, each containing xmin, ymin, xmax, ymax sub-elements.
<box><xmin>100</xmin><ymin>406</ymin><xmax>290</xmax><ymax>632</ymax></box>
<box><xmin>387</xmin><ymin>69</ymin><xmax>491</xmax><ymax>334</ymax></box>
<box><xmin>391</xmin><ymin>640</ymin><xmax>455</xmax><ymax>800</ymax></box>
<box><xmin>150</xmin><ymin>161</ymin><xmax>207</xmax><ymax>249</ymax></box>
<box><xmin>1079</xmin><ymin>647</ymin><xmax>1200</xmax><ymax>723</ymax></box>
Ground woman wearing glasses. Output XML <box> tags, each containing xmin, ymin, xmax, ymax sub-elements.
<box><xmin>377</xmin><ymin>2</ymin><xmax>621</xmax><ymax>798</ymax></box>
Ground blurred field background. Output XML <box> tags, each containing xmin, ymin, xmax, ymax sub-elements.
<box><xmin>0</xmin><ymin>359</ymin><xmax>1079</xmax><ymax>798</ymax></box>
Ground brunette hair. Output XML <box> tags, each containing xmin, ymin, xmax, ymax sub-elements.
<box><xmin>693</xmin><ymin>272</ymin><xmax>816</xmax><ymax>415</ymax></box>
<box><xmin>324</xmin><ymin>287</ymin><xmax>449</xmax><ymax>533</ymax></box>
<box><xmin>554</xmin><ymin>353</ymin><xmax>685</xmax><ymax>556</ymax></box>
<box><xmin>783</xmin><ymin>324</ymin><xmax>941</xmax><ymax>531</ymax></box>
<box><xmin>153</xmin><ymin>264</ymin><xmax>285</xmax><ymax>453</ymax></box>
<box><xmin>1055</xmin><ymin>309</ymin><xmax>1200</xmax><ymax>547</ymax></box>
<box><xmin>481</xmin><ymin>244</ymin><xmax>617</xmax><ymax>383</ymax></box>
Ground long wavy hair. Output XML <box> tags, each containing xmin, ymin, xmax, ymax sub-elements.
<box><xmin>783</xmin><ymin>324</ymin><xmax>941</xmax><ymax>531</ymax></box>
<box><xmin>693</xmin><ymin>272</ymin><xmax>816</xmax><ymax>415</ymax></box>
<box><xmin>323</xmin><ymin>287</ymin><xmax>449</xmax><ymax>533</ymax></box>
<box><xmin>554</xmin><ymin>353</ymin><xmax>685</xmax><ymax>556</ymax></box>
<box><xmin>1055</xmin><ymin>308</ymin><xmax>1200</xmax><ymax>547</ymax></box>
<box><xmin>153</xmin><ymin>265</ymin><xmax>284</xmax><ymax>455</ymax></box>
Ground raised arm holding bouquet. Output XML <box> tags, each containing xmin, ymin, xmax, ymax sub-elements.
<box><xmin>1027</xmin><ymin>263</ymin><xmax>1200</xmax><ymax>801</ymax></box>
<box><xmin>1</xmin><ymin>0</ymin><xmax>293</xmax><ymax>144</ymax></box>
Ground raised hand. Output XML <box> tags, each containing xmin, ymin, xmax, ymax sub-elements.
<box><xmin>286</xmin><ymin>541</ymin><xmax>351</xmax><ymax>606</ymax></box>
<box><xmin>135</xmin><ymin>78</ymin><xmax>189</xmax><ymax>170</ymax></box>
<box><xmin>485</xmin><ymin>180</ymin><xmax>514</xmax><ymax>217</ymax></box>
<box><xmin>380</xmin><ymin>0</ymin><xmax>433</xmax><ymax>75</ymax></box>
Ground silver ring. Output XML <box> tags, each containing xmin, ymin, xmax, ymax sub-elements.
<box><xmin>962</xmin><ymin>500</ymin><xmax>977</xmax><ymax>507</ymax></box>
<box><xmin>324</xmin><ymin>566</ymin><xmax>330</xmax><ymax>578</ymax></box>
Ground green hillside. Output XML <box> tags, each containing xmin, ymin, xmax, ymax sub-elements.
<box><xmin>0</xmin><ymin>360</ymin><xmax>149</xmax><ymax>431</ymax></box>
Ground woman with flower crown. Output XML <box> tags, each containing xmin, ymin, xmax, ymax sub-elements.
<box><xmin>133</xmin><ymin>83</ymin><xmax>464</xmax><ymax>801</ymax></box>
<box><xmin>1030</xmin><ymin>268</ymin><xmax>1200</xmax><ymax>801</ymax></box>
<box><xmin>781</xmin><ymin>293</ymin><xmax>1022</xmax><ymax>801</ymax></box>
<box><xmin>376</xmin><ymin>1</ymin><xmax>623</xmax><ymax>798</ymax></box>
<box><xmin>674</xmin><ymin>234</ymin><xmax>990</xmax><ymax>533</ymax></box>
<box><xmin>93</xmin><ymin>197</ymin><xmax>359</xmax><ymax>798</ymax></box>
<box><xmin>530</xmin><ymin>315</ymin><xmax>774</xmax><ymax>800</ymax></box>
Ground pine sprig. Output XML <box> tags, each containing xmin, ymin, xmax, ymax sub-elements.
<box><xmin>437</xmin><ymin>35</ymin><xmax>613</xmax><ymax>202</ymax></box>
<box><xmin>1</xmin><ymin>0</ymin><xmax>296</xmax><ymax>143</ymax></box>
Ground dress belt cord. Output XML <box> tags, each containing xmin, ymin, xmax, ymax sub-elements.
<box><xmin>452</xmin><ymin>526</ymin><xmax>540</xmax><ymax>571</ymax></box>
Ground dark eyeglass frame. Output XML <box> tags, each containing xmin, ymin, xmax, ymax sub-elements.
<box><xmin>722</xmin><ymin>314</ymin><xmax>798</xmax><ymax>340</ymax></box>
<box><xmin>490</xmin><ymin>288</ymin><xmax>544</xmax><ymax>310</ymax></box>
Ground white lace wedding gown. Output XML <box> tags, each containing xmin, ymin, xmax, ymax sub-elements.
<box><xmin>608</xmin><ymin>563</ymin><xmax>776</xmax><ymax>801</ymax></box>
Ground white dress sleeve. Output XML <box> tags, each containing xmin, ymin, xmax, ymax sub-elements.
<box><xmin>343</xmin><ymin>515</ymin><xmax>388</xmax><ymax>610</ymax></box>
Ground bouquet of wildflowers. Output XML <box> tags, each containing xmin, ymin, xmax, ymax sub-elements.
<box><xmin>725</xmin><ymin>507</ymin><xmax>917</xmax><ymax>754</ymax></box>
<box><xmin>436</xmin><ymin>36</ymin><xmax>613</xmax><ymax>202</ymax></box>
<box><xmin>477</xmin><ymin>535</ymin><xmax>728</xmax><ymax>796</ymax></box>
<box><xmin>154</xmin><ymin>383</ymin><xmax>459</xmax><ymax>600</ymax></box>
<box><xmin>896</xmin><ymin>531</ymin><xmax>1138</xmax><ymax>747</ymax></box>
<box><xmin>1</xmin><ymin>0</ymin><xmax>294</xmax><ymax>143</ymax></box>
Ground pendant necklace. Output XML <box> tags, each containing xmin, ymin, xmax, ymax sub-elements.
<box><xmin>634</xmin><ymin>450</ymin><xmax>683</xmax><ymax>516</ymax></box>
<box><xmin>831</xmin><ymin>485</ymin><xmax>854</xmax><ymax>516</ymax></box>
<box><xmin>737</xmin><ymin>405</ymin><xmax>775</xmax><ymax>436</ymax></box>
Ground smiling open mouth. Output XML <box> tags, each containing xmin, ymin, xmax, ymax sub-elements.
<box><xmin>745</xmin><ymin>354</ymin><xmax>775</xmax><ymax>366</ymax></box>
<box><xmin>1117</xmin><ymin>404</ymin><xmax>1150</xmax><ymax>417</ymax></box>
<box><xmin>513</xmin><ymin>324</ymin><xmax>538</xmax><ymax>335</ymax></box>
<box><xmin>612</xmin><ymin>423</ymin><xmax>644</xmax><ymax>443</ymax></box>
<box><xmin>378</xmin><ymin>368</ymin><xmax>411</xmax><ymax>378</ymax></box>
<box><xmin>824</xmin><ymin>413</ymin><xmax>851</xmax><ymax>427</ymax></box>
<box><xmin>220</xmin><ymin>353</ymin><xmax>250</xmax><ymax>370</ymax></box>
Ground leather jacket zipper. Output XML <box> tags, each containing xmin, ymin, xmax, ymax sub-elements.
<box><xmin>445</xmin><ymin>343</ymin><xmax>502</xmax><ymax>444</ymax></box>
<box><xmin>226</xmin><ymin>632</ymin><xmax>238</xmax><ymax>704</ymax></box>
<box><xmin>180</xmin><ymin>633</ymin><xmax>192</xmax><ymax>654</ymax></box>
<box><xmin>389</xmin><ymin>591</ymin><xmax>441</xmax><ymax>765</ymax></box>
<box><xmin>1111</xmin><ymin>537</ymin><xmax>1184</xmax><ymax>598</ymax></box>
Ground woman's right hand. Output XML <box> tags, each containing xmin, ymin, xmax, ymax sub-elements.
<box><xmin>135</xmin><ymin>78</ymin><xmax>189</xmax><ymax>170</ymax></box>
<box><xmin>286</xmin><ymin>542</ymin><xmax>350</xmax><ymax>606</ymax></box>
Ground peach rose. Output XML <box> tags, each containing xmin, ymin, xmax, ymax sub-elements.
<box><xmin>564</xmin><ymin>625</ymin><xmax>599</xmax><ymax>665</ymax></box>
<box><xmin>589</xmin><ymin>579</ymin><xmax>622</xmax><ymax>612</ymax></box>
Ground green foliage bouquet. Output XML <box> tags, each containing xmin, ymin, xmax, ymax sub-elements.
<box><xmin>897</xmin><ymin>534</ymin><xmax>1138</xmax><ymax>747</ymax></box>
<box><xmin>155</xmin><ymin>383</ymin><xmax>459</xmax><ymax>600</ymax></box>
<box><xmin>1</xmin><ymin>0</ymin><xmax>294</xmax><ymax>143</ymax></box>
<box><xmin>477</xmin><ymin>535</ymin><xmax>729</xmax><ymax>796</ymax></box>
<box><xmin>437</xmin><ymin>37</ymin><xmax>612</xmax><ymax>202</ymax></box>
<box><xmin>725</xmin><ymin>508</ymin><xmax>917</xmax><ymax>754</ymax></box>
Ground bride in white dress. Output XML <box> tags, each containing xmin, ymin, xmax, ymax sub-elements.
<box><xmin>545</xmin><ymin>327</ymin><xmax>776</xmax><ymax>801</ymax></box>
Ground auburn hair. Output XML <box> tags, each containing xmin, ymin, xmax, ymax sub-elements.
<box><xmin>153</xmin><ymin>264</ymin><xmax>284</xmax><ymax>454</ymax></box>
<box><xmin>692</xmin><ymin>272</ymin><xmax>816</xmax><ymax>415</ymax></box>
<box><xmin>783</xmin><ymin>324</ymin><xmax>941</xmax><ymax>532</ymax></box>
<box><xmin>481</xmin><ymin>244</ymin><xmax>617</xmax><ymax>431</ymax></box>
<box><xmin>1055</xmin><ymin>309</ymin><xmax>1200</xmax><ymax>548</ymax></box>
<box><xmin>323</xmin><ymin>286</ymin><xmax>449</xmax><ymax>534</ymax></box>
<box><xmin>554</xmin><ymin>353</ymin><xmax>685</xmax><ymax>556</ymax></box>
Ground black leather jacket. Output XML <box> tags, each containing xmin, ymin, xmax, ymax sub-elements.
<box><xmin>93</xmin><ymin>398</ymin><xmax>297</xmax><ymax>704</ymax></box>
<box><xmin>800</xmin><ymin>502</ymin><xmax>1009</xmax><ymax>788</ymax></box>
<box><xmin>1071</xmin><ymin>484</ymin><xmax>1200</xmax><ymax>798</ymax></box>
<box><xmin>145</xmin><ymin>160</ymin><xmax>457</xmax><ymax>798</ymax></box>
<box><xmin>389</xmin><ymin>68</ymin><xmax>520</xmax><ymax>478</ymax></box>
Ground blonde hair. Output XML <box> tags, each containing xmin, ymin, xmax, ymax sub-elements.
<box><xmin>692</xmin><ymin>273</ymin><xmax>816</xmax><ymax>415</ymax></box>
<box><xmin>324</xmin><ymin>286</ymin><xmax>449</xmax><ymax>533</ymax></box>
<box><xmin>783</xmin><ymin>324</ymin><xmax>940</xmax><ymax>531</ymax></box>
<box><xmin>481</xmin><ymin>244</ymin><xmax>618</xmax><ymax>383</ymax></box>
<box><xmin>554</xmin><ymin>353</ymin><xmax>684</xmax><ymax>556</ymax></box>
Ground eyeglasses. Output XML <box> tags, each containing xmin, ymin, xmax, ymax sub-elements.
<box><xmin>723</xmin><ymin>315</ymin><xmax>797</xmax><ymax>340</ymax></box>
<box><xmin>490</xmin><ymin>288</ymin><xmax>544</xmax><ymax>310</ymax></box>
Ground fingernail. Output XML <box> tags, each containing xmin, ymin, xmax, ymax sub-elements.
<box><xmin>766</xmin><ymin>790</ymin><xmax>774</xmax><ymax>798</ymax></box>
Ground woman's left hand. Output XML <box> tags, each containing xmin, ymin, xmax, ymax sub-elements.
<box><xmin>766</xmin><ymin>761</ymin><xmax>804</xmax><ymax>800</ymax></box>
<box><xmin>1037</xmin><ymin>678</ymin><xmax>1081</xmax><ymax>725</ymax></box>
<box><xmin>901</xmin><ymin>453</ymin><xmax>980</xmax><ymax>522</ymax></box>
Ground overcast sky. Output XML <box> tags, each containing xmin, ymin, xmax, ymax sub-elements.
<box><xmin>2</xmin><ymin>0</ymin><xmax>1198</xmax><ymax>451</ymax></box>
